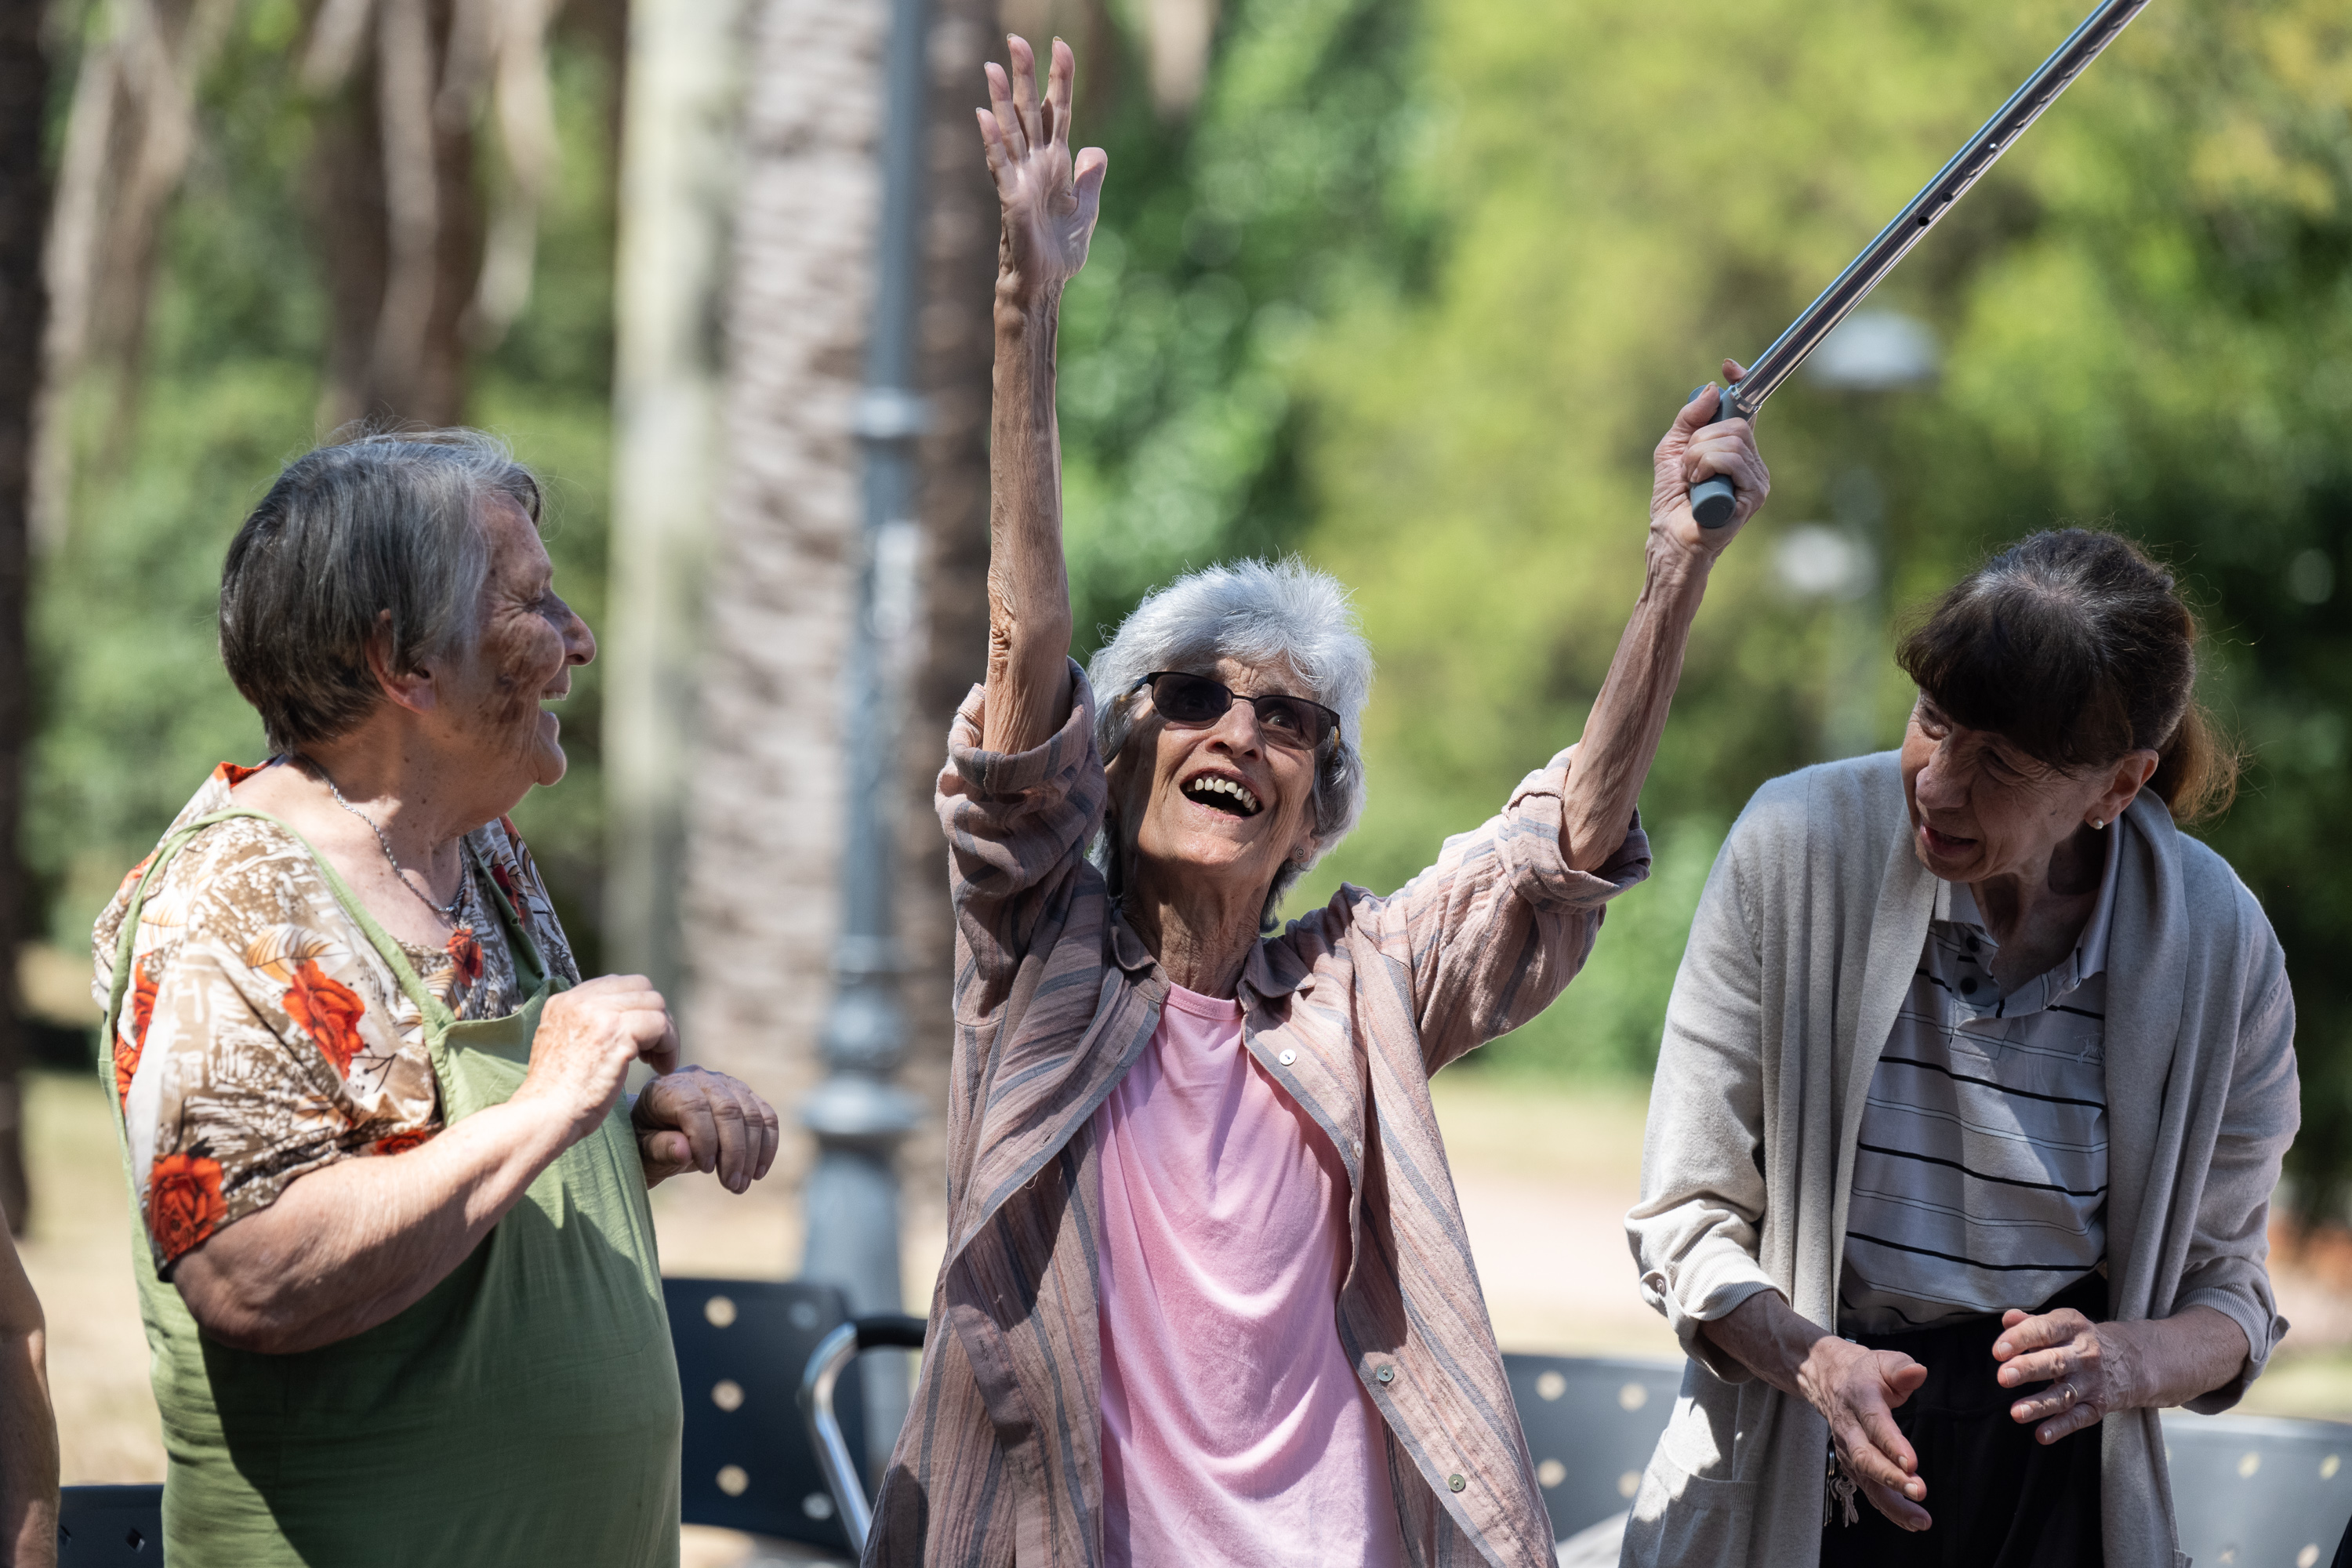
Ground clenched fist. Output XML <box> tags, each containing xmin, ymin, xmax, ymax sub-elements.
<box><xmin>633</xmin><ymin>1067</ymin><xmax>781</xmax><ymax>1192</ymax></box>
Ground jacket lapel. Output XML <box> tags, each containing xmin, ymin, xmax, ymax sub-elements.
<box><xmin>951</xmin><ymin>908</ymin><xmax>1162</xmax><ymax>1262</ymax></box>
<box><xmin>2100</xmin><ymin>795</ymin><xmax>2187</xmax><ymax>1319</ymax></box>
<box><xmin>1830</xmin><ymin>808</ymin><xmax>1936</xmax><ymax>1258</ymax></box>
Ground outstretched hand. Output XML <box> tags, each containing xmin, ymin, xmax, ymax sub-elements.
<box><xmin>980</xmin><ymin>37</ymin><xmax>1108</xmax><ymax>304</ymax></box>
<box><xmin>1650</xmin><ymin>359</ymin><xmax>1770</xmax><ymax>559</ymax></box>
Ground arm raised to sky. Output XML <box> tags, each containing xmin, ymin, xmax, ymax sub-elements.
<box><xmin>976</xmin><ymin>36</ymin><xmax>1108</xmax><ymax>756</ymax></box>
<box><xmin>1555</xmin><ymin>377</ymin><xmax>1769</xmax><ymax>872</ymax></box>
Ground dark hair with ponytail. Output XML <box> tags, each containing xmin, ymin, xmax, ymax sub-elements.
<box><xmin>1896</xmin><ymin>528</ymin><xmax>2239</xmax><ymax>825</ymax></box>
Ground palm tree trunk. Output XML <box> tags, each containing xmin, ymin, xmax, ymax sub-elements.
<box><xmin>684</xmin><ymin>0</ymin><xmax>891</xmax><ymax>1147</ymax></box>
<box><xmin>896</xmin><ymin>0</ymin><xmax>1001</xmax><ymax>1221</ymax></box>
<box><xmin>687</xmin><ymin>0</ymin><xmax>996</xmax><ymax>1215</ymax></box>
<box><xmin>0</xmin><ymin>0</ymin><xmax>50</xmax><ymax>1232</ymax></box>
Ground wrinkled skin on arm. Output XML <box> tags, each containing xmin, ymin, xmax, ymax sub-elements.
<box><xmin>0</xmin><ymin>1221</ymin><xmax>56</xmax><ymax>1567</ymax></box>
<box><xmin>976</xmin><ymin>35</ymin><xmax>1105</xmax><ymax>757</ymax></box>
<box><xmin>172</xmin><ymin>975</ymin><xmax>735</xmax><ymax>1355</ymax></box>
<box><xmin>1555</xmin><ymin>376</ymin><xmax>1767</xmax><ymax>873</ymax></box>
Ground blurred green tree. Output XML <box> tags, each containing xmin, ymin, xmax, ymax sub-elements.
<box><xmin>1051</xmin><ymin>0</ymin><xmax>1433</xmax><ymax>650</ymax></box>
<box><xmin>27</xmin><ymin>0</ymin><xmax>623</xmax><ymax>970</ymax></box>
<box><xmin>1052</xmin><ymin>0</ymin><xmax>2351</xmax><ymax>1208</ymax></box>
<box><xmin>1283</xmin><ymin>0</ymin><xmax>2352</xmax><ymax>1209</ymax></box>
<box><xmin>23</xmin><ymin>0</ymin><xmax>2351</xmax><ymax>1214</ymax></box>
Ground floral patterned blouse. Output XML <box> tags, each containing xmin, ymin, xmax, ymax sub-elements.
<box><xmin>90</xmin><ymin>763</ymin><xmax>582</xmax><ymax>1274</ymax></box>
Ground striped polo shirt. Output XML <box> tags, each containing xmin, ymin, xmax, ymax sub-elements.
<box><xmin>1838</xmin><ymin>837</ymin><xmax>2117</xmax><ymax>1333</ymax></box>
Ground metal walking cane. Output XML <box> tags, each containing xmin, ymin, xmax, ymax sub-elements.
<box><xmin>1690</xmin><ymin>0</ymin><xmax>2152</xmax><ymax>526</ymax></box>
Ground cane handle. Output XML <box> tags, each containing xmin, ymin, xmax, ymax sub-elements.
<box><xmin>1687</xmin><ymin>384</ymin><xmax>1748</xmax><ymax>529</ymax></box>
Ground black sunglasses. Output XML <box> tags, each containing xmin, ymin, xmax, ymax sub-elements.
<box><xmin>1132</xmin><ymin>672</ymin><xmax>1341</xmax><ymax>753</ymax></box>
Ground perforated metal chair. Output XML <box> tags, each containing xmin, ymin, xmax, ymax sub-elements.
<box><xmin>665</xmin><ymin>1276</ymin><xmax>867</xmax><ymax>1556</ymax></box>
<box><xmin>2162</xmin><ymin>1409</ymin><xmax>2352</xmax><ymax>1568</ymax></box>
<box><xmin>802</xmin><ymin>1313</ymin><xmax>929</xmax><ymax>1557</ymax></box>
<box><xmin>56</xmin><ymin>1483</ymin><xmax>164</xmax><ymax>1565</ymax></box>
<box><xmin>1502</xmin><ymin>1352</ymin><xmax>1682</xmax><ymax>1539</ymax></box>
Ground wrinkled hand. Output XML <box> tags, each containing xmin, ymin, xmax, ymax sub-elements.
<box><xmin>979</xmin><ymin>36</ymin><xmax>1108</xmax><ymax>303</ymax></box>
<box><xmin>1796</xmin><ymin>1334</ymin><xmax>1932</xmax><ymax>1531</ymax></box>
<box><xmin>514</xmin><ymin>975</ymin><xmax>680</xmax><ymax>1149</ymax></box>
<box><xmin>632</xmin><ymin>1066</ymin><xmax>781</xmax><ymax>1192</ymax></box>
<box><xmin>1995</xmin><ymin>1308</ymin><xmax>2136</xmax><ymax>1444</ymax></box>
<box><xmin>1650</xmin><ymin>359</ymin><xmax>1769</xmax><ymax>559</ymax></box>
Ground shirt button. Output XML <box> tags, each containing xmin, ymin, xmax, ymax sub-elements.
<box><xmin>1374</xmin><ymin>1365</ymin><xmax>1395</xmax><ymax>1385</ymax></box>
<box><xmin>1277</xmin><ymin>1049</ymin><xmax>1297</xmax><ymax>1066</ymax></box>
<box><xmin>1960</xmin><ymin>978</ymin><xmax>1979</xmax><ymax>996</ymax></box>
<box><xmin>1448</xmin><ymin>1473</ymin><xmax>1467</xmax><ymax>1493</ymax></box>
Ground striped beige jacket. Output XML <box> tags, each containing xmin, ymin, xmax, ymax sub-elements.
<box><xmin>868</xmin><ymin>669</ymin><xmax>1650</xmax><ymax>1568</ymax></box>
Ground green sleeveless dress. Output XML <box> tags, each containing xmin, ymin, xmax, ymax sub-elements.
<box><xmin>103</xmin><ymin>808</ymin><xmax>684</xmax><ymax>1567</ymax></box>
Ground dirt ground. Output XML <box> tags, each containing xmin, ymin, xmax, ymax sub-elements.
<box><xmin>25</xmin><ymin>1067</ymin><xmax>2352</xmax><ymax>1563</ymax></box>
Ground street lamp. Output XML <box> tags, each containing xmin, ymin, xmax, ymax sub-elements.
<box><xmin>1796</xmin><ymin>309</ymin><xmax>1936</xmax><ymax>758</ymax></box>
<box><xmin>800</xmin><ymin>0</ymin><xmax>931</xmax><ymax>1476</ymax></box>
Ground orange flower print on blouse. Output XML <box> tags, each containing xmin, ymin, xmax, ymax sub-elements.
<box><xmin>283</xmin><ymin>960</ymin><xmax>369</xmax><ymax>1075</ymax></box>
<box><xmin>147</xmin><ymin>1150</ymin><xmax>228</xmax><ymax>1261</ymax></box>
<box><xmin>372</xmin><ymin>1127</ymin><xmax>437</xmax><ymax>1156</ymax></box>
<box><xmin>447</xmin><ymin>927</ymin><xmax>485</xmax><ymax>989</ymax></box>
<box><xmin>118</xmin><ymin>950</ymin><xmax>163</xmax><ymax>1105</ymax></box>
<box><xmin>92</xmin><ymin>768</ymin><xmax>586</xmax><ymax>1275</ymax></box>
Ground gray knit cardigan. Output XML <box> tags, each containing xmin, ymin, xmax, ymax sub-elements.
<box><xmin>1621</xmin><ymin>753</ymin><xmax>2299</xmax><ymax>1568</ymax></box>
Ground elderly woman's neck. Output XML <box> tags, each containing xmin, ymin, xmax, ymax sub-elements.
<box><xmin>1968</xmin><ymin>826</ymin><xmax>2107</xmax><ymax>989</ymax></box>
<box><xmin>286</xmin><ymin>731</ymin><xmax>492</xmax><ymax>862</ymax></box>
<box><xmin>1123</xmin><ymin>866</ymin><xmax>1265</xmax><ymax>1000</ymax></box>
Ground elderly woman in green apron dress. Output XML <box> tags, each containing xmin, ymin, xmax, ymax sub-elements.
<box><xmin>90</xmin><ymin>430</ymin><xmax>781</xmax><ymax>1568</ymax></box>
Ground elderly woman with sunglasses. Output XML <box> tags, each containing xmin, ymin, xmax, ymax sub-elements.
<box><xmin>863</xmin><ymin>38</ymin><xmax>1768</xmax><ymax>1568</ymax></box>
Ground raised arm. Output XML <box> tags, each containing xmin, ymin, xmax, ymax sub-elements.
<box><xmin>1559</xmin><ymin>369</ymin><xmax>1769</xmax><ymax>870</ymax></box>
<box><xmin>977</xmin><ymin>37</ymin><xmax>1107</xmax><ymax>754</ymax></box>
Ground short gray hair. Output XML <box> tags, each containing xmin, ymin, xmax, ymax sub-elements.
<box><xmin>220</xmin><ymin>429</ymin><xmax>542</xmax><ymax>752</ymax></box>
<box><xmin>1087</xmin><ymin>557</ymin><xmax>1374</xmax><ymax>929</ymax></box>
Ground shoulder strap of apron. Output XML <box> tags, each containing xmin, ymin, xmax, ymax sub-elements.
<box><xmin>101</xmin><ymin>808</ymin><xmax>553</xmax><ymax>1091</ymax></box>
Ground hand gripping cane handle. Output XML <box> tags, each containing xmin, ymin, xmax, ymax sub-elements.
<box><xmin>1687</xmin><ymin>385</ymin><xmax>1745</xmax><ymax>529</ymax></box>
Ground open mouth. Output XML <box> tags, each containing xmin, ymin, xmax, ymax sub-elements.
<box><xmin>1920</xmin><ymin>823</ymin><xmax>1977</xmax><ymax>855</ymax></box>
<box><xmin>1181</xmin><ymin>775</ymin><xmax>1262</xmax><ymax>818</ymax></box>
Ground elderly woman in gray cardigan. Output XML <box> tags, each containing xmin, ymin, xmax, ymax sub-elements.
<box><xmin>1624</xmin><ymin>529</ymin><xmax>2298</xmax><ymax>1568</ymax></box>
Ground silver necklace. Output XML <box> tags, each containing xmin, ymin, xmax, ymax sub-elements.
<box><xmin>299</xmin><ymin>757</ymin><xmax>469</xmax><ymax>926</ymax></box>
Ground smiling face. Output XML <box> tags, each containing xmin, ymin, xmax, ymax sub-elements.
<box><xmin>1106</xmin><ymin>655</ymin><xmax>1326</xmax><ymax>916</ymax></box>
<box><xmin>1900</xmin><ymin>694</ymin><xmax>2154</xmax><ymax>885</ymax></box>
<box><xmin>434</xmin><ymin>493</ymin><xmax>595</xmax><ymax>800</ymax></box>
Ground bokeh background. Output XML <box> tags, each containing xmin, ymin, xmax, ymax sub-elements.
<box><xmin>6</xmin><ymin>0</ymin><xmax>2350</xmax><ymax>1512</ymax></box>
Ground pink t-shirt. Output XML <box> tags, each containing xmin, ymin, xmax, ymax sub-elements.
<box><xmin>1091</xmin><ymin>982</ymin><xmax>1402</xmax><ymax>1567</ymax></box>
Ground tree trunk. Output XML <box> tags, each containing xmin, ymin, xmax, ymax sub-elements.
<box><xmin>686</xmin><ymin>0</ymin><xmax>998</xmax><ymax>1240</ymax></box>
<box><xmin>604</xmin><ymin>0</ymin><xmax>746</xmax><ymax>1003</ymax></box>
<box><xmin>0</xmin><ymin>0</ymin><xmax>50</xmax><ymax>1232</ymax></box>
<box><xmin>684</xmin><ymin>0</ymin><xmax>889</xmax><ymax>1162</ymax></box>
<box><xmin>313</xmin><ymin>0</ymin><xmax>483</xmax><ymax>430</ymax></box>
<box><xmin>894</xmin><ymin>0</ymin><xmax>1000</xmax><ymax>1225</ymax></box>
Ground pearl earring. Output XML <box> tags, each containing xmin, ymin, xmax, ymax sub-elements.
<box><xmin>2089</xmin><ymin>818</ymin><xmax>2105</xmax><ymax>830</ymax></box>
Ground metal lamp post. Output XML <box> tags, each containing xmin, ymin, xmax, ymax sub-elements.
<box><xmin>800</xmin><ymin>0</ymin><xmax>932</xmax><ymax>1475</ymax></box>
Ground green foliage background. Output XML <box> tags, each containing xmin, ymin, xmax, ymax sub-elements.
<box><xmin>30</xmin><ymin>0</ymin><xmax>2352</xmax><ymax>1199</ymax></box>
<box><xmin>32</xmin><ymin>0</ymin><xmax>620</xmax><ymax>968</ymax></box>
